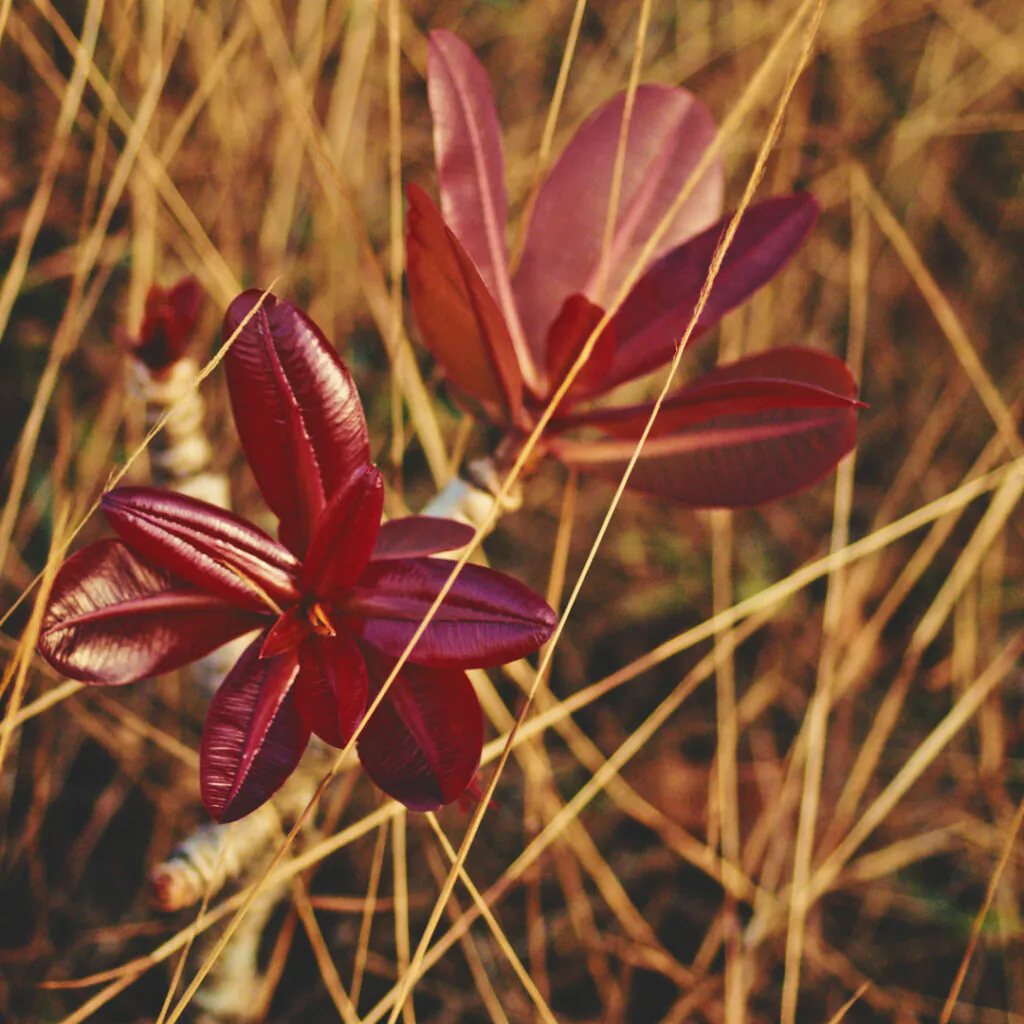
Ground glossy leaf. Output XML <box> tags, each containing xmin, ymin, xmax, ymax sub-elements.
<box><xmin>428</xmin><ymin>31</ymin><xmax>519</xmax><ymax>334</ymax></box>
<box><xmin>349</xmin><ymin>558</ymin><xmax>557</xmax><ymax>668</ymax></box>
<box><xmin>513</xmin><ymin>85</ymin><xmax>724</xmax><ymax>363</ymax></box>
<box><xmin>102</xmin><ymin>487</ymin><xmax>300</xmax><ymax>612</ymax></box>
<box><xmin>38</xmin><ymin>540</ymin><xmax>265</xmax><ymax>685</ymax></box>
<box><xmin>260</xmin><ymin>606</ymin><xmax>311</xmax><ymax>658</ymax></box>
<box><xmin>372</xmin><ymin>517</ymin><xmax>475</xmax><ymax>560</ymax></box>
<box><xmin>357</xmin><ymin>647</ymin><xmax>482</xmax><ymax>810</ymax></box>
<box><xmin>200</xmin><ymin>635</ymin><xmax>308</xmax><ymax>822</ymax></box>
<box><xmin>605</xmin><ymin>196</ymin><xmax>820</xmax><ymax>390</ymax></box>
<box><xmin>300</xmin><ymin>464</ymin><xmax>384</xmax><ymax>598</ymax></box>
<box><xmin>406</xmin><ymin>185</ymin><xmax>523</xmax><ymax>423</ymax></box>
<box><xmin>224</xmin><ymin>290</ymin><xmax>370</xmax><ymax>556</ymax></box>
<box><xmin>294</xmin><ymin>631</ymin><xmax>368</xmax><ymax>747</ymax></box>
<box><xmin>562</xmin><ymin>349</ymin><xmax>861</xmax><ymax>440</ymax></box>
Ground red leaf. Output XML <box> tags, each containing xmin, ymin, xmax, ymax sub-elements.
<box><xmin>200</xmin><ymin>635</ymin><xmax>309</xmax><ymax>823</ymax></box>
<box><xmin>428</xmin><ymin>31</ymin><xmax>522</xmax><ymax>341</ymax></box>
<box><xmin>406</xmin><ymin>185</ymin><xmax>523</xmax><ymax>423</ymax></box>
<box><xmin>513</xmin><ymin>85</ymin><xmax>723</xmax><ymax>364</ymax></box>
<box><xmin>260</xmin><ymin>606</ymin><xmax>311</xmax><ymax>659</ymax></box>
<box><xmin>605</xmin><ymin>195</ymin><xmax>819</xmax><ymax>390</ymax></box>
<box><xmin>372</xmin><ymin>517</ymin><xmax>475</xmax><ymax>560</ymax></box>
<box><xmin>300</xmin><ymin>465</ymin><xmax>384</xmax><ymax>598</ymax></box>
<box><xmin>37</xmin><ymin>539</ymin><xmax>266</xmax><ymax>685</ymax></box>
<box><xmin>543</xmin><ymin>294</ymin><xmax>617</xmax><ymax>401</ymax></box>
<box><xmin>294</xmin><ymin>631</ymin><xmax>368</xmax><ymax>747</ymax></box>
<box><xmin>102</xmin><ymin>487</ymin><xmax>300</xmax><ymax>613</ymax></box>
<box><xmin>552</xmin><ymin>411</ymin><xmax>857</xmax><ymax>508</ymax></box>
<box><xmin>223</xmin><ymin>291</ymin><xmax>370</xmax><ymax>557</ymax></box>
<box><xmin>357</xmin><ymin>647</ymin><xmax>482</xmax><ymax>810</ymax></box>
<box><xmin>562</xmin><ymin>349</ymin><xmax>861</xmax><ymax>439</ymax></box>
<box><xmin>348</xmin><ymin>558</ymin><xmax>557</xmax><ymax>668</ymax></box>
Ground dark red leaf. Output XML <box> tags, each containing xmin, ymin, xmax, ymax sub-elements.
<box><xmin>133</xmin><ymin>277</ymin><xmax>202</xmax><ymax>372</ymax></box>
<box><xmin>513</xmin><ymin>85</ymin><xmax>723</xmax><ymax>365</ymax></box>
<box><xmin>561</xmin><ymin>348</ymin><xmax>861</xmax><ymax>439</ymax></box>
<box><xmin>406</xmin><ymin>185</ymin><xmax>523</xmax><ymax>423</ymax></box>
<box><xmin>552</xmin><ymin>408</ymin><xmax>858</xmax><ymax>507</ymax></box>
<box><xmin>357</xmin><ymin>647</ymin><xmax>482</xmax><ymax>810</ymax></box>
<box><xmin>605</xmin><ymin>195</ymin><xmax>819</xmax><ymax>390</ymax></box>
<box><xmin>260</xmin><ymin>606</ymin><xmax>311</xmax><ymax>658</ymax></box>
<box><xmin>223</xmin><ymin>290</ymin><xmax>370</xmax><ymax>556</ymax></box>
<box><xmin>37</xmin><ymin>539</ymin><xmax>266</xmax><ymax>685</ymax></box>
<box><xmin>200</xmin><ymin>635</ymin><xmax>309</xmax><ymax>823</ymax></box>
<box><xmin>300</xmin><ymin>465</ymin><xmax>384</xmax><ymax>598</ymax></box>
<box><xmin>294</xmin><ymin>631</ymin><xmax>368</xmax><ymax>746</ymax></box>
<box><xmin>372</xmin><ymin>517</ymin><xmax>475</xmax><ymax>560</ymax></box>
<box><xmin>542</xmin><ymin>294</ymin><xmax>617</xmax><ymax>401</ymax></box>
<box><xmin>347</xmin><ymin>557</ymin><xmax>556</xmax><ymax>668</ymax></box>
<box><xmin>428</xmin><ymin>31</ymin><xmax>521</xmax><ymax>338</ymax></box>
<box><xmin>102</xmin><ymin>487</ymin><xmax>300</xmax><ymax>612</ymax></box>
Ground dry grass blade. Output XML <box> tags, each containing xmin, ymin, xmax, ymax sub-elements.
<box><xmin>939</xmin><ymin>791</ymin><xmax>1024</xmax><ymax>1024</ymax></box>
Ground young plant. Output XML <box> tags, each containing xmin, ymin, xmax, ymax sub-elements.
<box><xmin>37</xmin><ymin>291</ymin><xmax>556</xmax><ymax>822</ymax></box>
<box><xmin>407</xmin><ymin>31</ymin><xmax>861</xmax><ymax>506</ymax></box>
<box><xmin>122</xmin><ymin>275</ymin><xmax>203</xmax><ymax>375</ymax></box>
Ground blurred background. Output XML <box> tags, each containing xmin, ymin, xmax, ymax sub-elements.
<box><xmin>3</xmin><ymin>1</ymin><xmax>1024</xmax><ymax>1021</ymax></box>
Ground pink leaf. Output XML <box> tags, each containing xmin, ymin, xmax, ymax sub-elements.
<box><xmin>406</xmin><ymin>185</ymin><xmax>524</xmax><ymax>423</ymax></box>
<box><xmin>428</xmin><ymin>31</ymin><xmax>519</xmax><ymax>336</ymax></box>
<box><xmin>348</xmin><ymin>558</ymin><xmax>557</xmax><ymax>668</ymax></box>
<box><xmin>294</xmin><ymin>631</ymin><xmax>368</xmax><ymax>747</ymax></box>
<box><xmin>223</xmin><ymin>291</ymin><xmax>370</xmax><ymax>557</ymax></box>
<box><xmin>37</xmin><ymin>539</ymin><xmax>266</xmax><ymax>685</ymax></box>
<box><xmin>357</xmin><ymin>647</ymin><xmax>482</xmax><ymax>810</ymax></box>
<box><xmin>372</xmin><ymin>517</ymin><xmax>475</xmax><ymax>560</ymax></box>
<box><xmin>200</xmin><ymin>635</ymin><xmax>308</xmax><ymax>823</ymax></box>
<box><xmin>300</xmin><ymin>465</ymin><xmax>384</xmax><ymax>598</ymax></box>
<box><xmin>102</xmin><ymin>487</ymin><xmax>300</xmax><ymax>612</ymax></box>
<box><xmin>513</xmin><ymin>85</ymin><xmax>724</xmax><ymax>363</ymax></box>
<box><xmin>605</xmin><ymin>195</ymin><xmax>819</xmax><ymax>389</ymax></box>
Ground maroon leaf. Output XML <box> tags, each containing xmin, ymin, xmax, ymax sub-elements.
<box><xmin>37</xmin><ymin>539</ymin><xmax>266</xmax><ymax>685</ymax></box>
<box><xmin>133</xmin><ymin>276</ymin><xmax>203</xmax><ymax>372</ymax></box>
<box><xmin>542</xmin><ymin>294</ymin><xmax>618</xmax><ymax>401</ymax></box>
<box><xmin>357</xmin><ymin>647</ymin><xmax>482</xmax><ymax>810</ymax></box>
<box><xmin>372</xmin><ymin>517</ymin><xmax>475</xmax><ymax>560</ymax></box>
<box><xmin>102</xmin><ymin>487</ymin><xmax>300</xmax><ymax>612</ymax></box>
<box><xmin>552</xmin><ymin>402</ymin><xmax>858</xmax><ymax>509</ymax></box>
<box><xmin>605</xmin><ymin>195</ymin><xmax>819</xmax><ymax>390</ymax></box>
<box><xmin>513</xmin><ymin>85</ymin><xmax>724</xmax><ymax>363</ymax></box>
<box><xmin>406</xmin><ymin>185</ymin><xmax>524</xmax><ymax>423</ymax></box>
<box><xmin>223</xmin><ymin>290</ymin><xmax>370</xmax><ymax>556</ymax></box>
<box><xmin>348</xmin><ymin>558</ymin><xmax>557</xmax><ymax>668</ymax></box>
<box><xmin>561</xmin><ymin>349</ymin><xmax>861</xmax><ymax>440</ymax></box>
<box><xmin>200</xmin><ymin>635</ymin><xmax>309</xmax><ymax>823</ymax></box>
<box><xmin>260</xmin><ymin>606</ymin><xmax>311</xmax><ymax>658</ymax></box>
<box><xmin>294</xmin><ymin>631</ymin><xmax>368</xmax><ymax>747</ymax></box>
<box><xmin>428</xmin><ymin>31</ymin><xmax>521</xmax><ymax>340</ymax></box>
<box><xmin>300</xmin><ymin>464</ymin><xmax>384</xmax><ymax>598</ymax></box>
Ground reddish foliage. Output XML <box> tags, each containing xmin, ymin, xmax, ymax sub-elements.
<box><xmin>38</xmin><ymin>291</ymin><xmax>556</xmax><ymax>821</ymax></box>
<box><xmin>407</xmin><ymin>31</ymin><xmax>861</xmax><ymax>506</ymax></box>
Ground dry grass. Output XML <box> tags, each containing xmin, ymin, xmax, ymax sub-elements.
<box><xmin>3</xmin><ymin>0</ymin><xmax>1024</xmax><ymax>1021</ymax></box>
